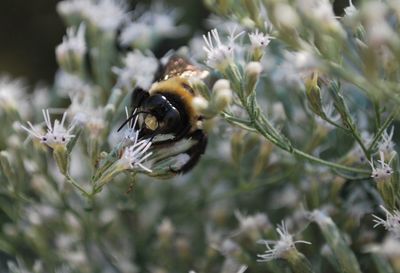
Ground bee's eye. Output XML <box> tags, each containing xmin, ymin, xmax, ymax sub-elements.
<box><xmin>160</xmin><ymin>108</ymin><xmax>182</xmax><ymax>133</ymax></box>
<box><xmin>144</xmin><ymin>95</ymin><xmax>166</xmax><ymax>110</ymax></box>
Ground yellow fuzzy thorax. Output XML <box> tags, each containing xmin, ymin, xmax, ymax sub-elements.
<box><xmin>149</xmin><ymin>77</ymin><xmax>199</xmax><ymax>128</ymax></box>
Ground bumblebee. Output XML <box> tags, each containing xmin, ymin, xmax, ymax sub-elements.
<box><xmin>119</xmin><ymin>55</ymin><xmax>208</xmax><ymax>174</ymax></box>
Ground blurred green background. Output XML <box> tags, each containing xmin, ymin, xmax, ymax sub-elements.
<box><xmin>0</xmin><ymin>0</ymin><xmax>349</xmax><ymax>86</ymax></box>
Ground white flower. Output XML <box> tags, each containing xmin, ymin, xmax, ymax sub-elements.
<box><xmin>235</xmin><ymin>211</ymin><xmax>270</xmax><ymax>235</ymax></box>
<box><xmin>150</xmin><ymin>3</ymin><xmax>187</xmax><ymax>37</ymax></box>
<box><xmin>21</xmin><ymin>109</ymin><xmax>75</xmax><ymax>148</ymax></box>
<box><xmin>257</xmin><ymin>221</ymin><xmax>311</xmax><ymax>262</ymax></box>
<box><xmin>248</xmin><ymin>29</ymin><xmax>272</xmax><ymax>49</ymax></box>
<box><xmin>119</xmin><ymin>3</ymin><xmax>187</xmax><ymax>48</ymax></box>
<box><xmin>377</xmin><ymin>127</ymin><xmax>395</xmax><ymax>157</ymax></box>
<box><xmin>0</xmin><ymin>76</ymin><xmax>27</xmax><ymax>113</ymax></box>
<box><xmin>54</xmin><ymin>71</ymin><xmax>92</xmax><ymax>97</ymax></box>
<box><xmin>57</xmin><ymin>0</ymin><xmax>91</xmax><ymax>18</ymax></box>
<box><xmin>56</xmin><ymin>23</ymin><xmax>86</xmax><ymax>61</ymax></box>
<box><xmin>119</xmin><ymin>22</ymin><xmax>153</xmax><ymax>49</ymax></box>
<box><xmin>85</xmin><ymin>0</ymin><xmax>128</xmax><ymax>32</ymax></box>
<box><xmin>122</xmin><ymin>107</ymin><xmax>140</xmax><ymax>142</ymax></box>
<box><xmin>344</xmin><ymin>0</ymin><xmax>357</xmax><ymax>17</ymax></box>
<box><xmin>373</xmin><ymin>205</ymin><xmax>400</xmax><ymax>238</ymax></box>
<box><xmin>58</xmin><ymin>0</ymin><xmax>128</xmax><ymax>32</ymax></box>
<box><xmin>369</xmin><ymin>151</ymin><xmax>393</xmax><ymax>181</ymax></box>
<box><xmin>203</xmin><ymin>28</ymin><xmax>238</xmax><ymax>70</ymax></box>
<box><xmin>117</xmin><ymin>131</ymin><xmax>153</xmax><ymax>173</ymax></box>
<box><xmin>112</xmin><ymin>50</ymin><xmax>159</xmax><ymax>90</ymax></box>
<box><xmin>66</xmin><ymin>90</ymin><xmax>106</xmax><ymax>137</ymax></box>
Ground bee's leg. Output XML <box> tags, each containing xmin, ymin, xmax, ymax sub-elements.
<box><xmin>169</xmin><ymin>130</ymin><xmax>208</xmax><ymax>174</ymax></box>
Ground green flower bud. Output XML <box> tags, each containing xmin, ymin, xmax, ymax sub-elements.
<box><xmin>53</xmin><ymin>145</ymin><xmax>70</xmax><ymax>176</ymax></box>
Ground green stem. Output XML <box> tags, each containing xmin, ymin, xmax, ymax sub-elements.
<box><xmin>350</xmin><ymin>126</ymin><xmax>370</xmax><ymax>160</ymax></box>
<box><xmin>374</xmin><ymin>100</ymin><xmax>382</xmax><ymax>129</ymax></box>
<box><xmin>293</xmin><ymin>149</ymin><xmax>370</xmax><ymax>174</ymax></box>
<box><xmin>242</xmin><ymin>99</ymin><xmax>370</xmax><ymax>175</ymax></box>
<box><xmin>65</xmin><ymin>174</ymin><xmax>90</xmax><ymax>197</ymax></box>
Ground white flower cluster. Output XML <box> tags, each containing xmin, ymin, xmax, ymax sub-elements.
<box><xmin>119</xmin><ymin>140</ymin><xmax>153</xmax><ymax>173</ymax></box>
<box><xmin>21</xmin><ymin>109</ymin><xmax>75</xmax><ymax>148</ymax></box>
<box><xmin>257</xmin><ymin>221</ymin><xmax>311</xmax><ymax>262</ymax></box>
<box><xmin>119</xmin><ymin>2</ymin><xmax>187</xmax><ymax>49</ymax></box>
<box><xmin>113</xmin><ymin>50</ymin><xmax>159</xmax><ymax>91</ymax></box>
<box><xmin>56</xmin><ymin>23</ymin><xmax>86</xmax><ymax>63</ymax></box>
<box><xmin>203</xmin><ymin>29</ymin><xmax>236</xmax><ymax>70</ymax></box>
<box><xmin>0</xmin><ymin>76</ymin><xmax>27</xmax><ymax>114</ymax></box>
<box><xmin>369</xmin><ymin>151</ymin><xmax>393</xmax><ymax>182</ymax></box>
<box><xmin>58</xmin><ymin>0</ymin><xmax>129</xmax><ymax>32</ymax></box>
<box><xmin>373</xmin><ymin>205</ymin><xmax>400</xmax><ymax>238</ymax></box>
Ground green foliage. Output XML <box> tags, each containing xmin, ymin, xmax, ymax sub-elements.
<box><xmin>0</xmin><ymin>0</ymin><xmax>400</xmax><ymax>273</ymax></box>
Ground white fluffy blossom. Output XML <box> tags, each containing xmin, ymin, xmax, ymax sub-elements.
<box><xmin>257</xmin><ymin>221</ymin><xmax>311</xmax><ymax>262</ymax></box>
<box><xmin>377</xmin><ymin>127</ymin><xmax>395</xmax><ymax>158</ymax></box>
<box><xmin>0</xmin><ymin>76</ymin><xmax>27</xmax><ymax>114</ymax></box>
<box><xmin>21</xmin><ymin>109</ymin><xmax>75</xmax><ymax>148</ymax></box>
<box><xmin>54</xmin><ymin>71</ymin><xmax>93</xmax><ymax>97</ymax></box>
<box><xmin>118</xmin><ymin>141</ymin><xmax>153</xmax><ymax>173</ymax></box>
<box><xmin>56</xmin><ymin>24</ymin><xmax>86</xmax><ymax>61</ymax></box>
<box><xmin>373</xmin><ymin>205</ymin><xmax>400</xmax><ymax>238</ymax></box>
<box><xmin>203</xmin><ymin>28</ymin><xmax>243</xmax><ymax>70</ymax></box>
<box><xmin>58</xmin><ymin>0</ymin><xmax>128</xmax><ymax>32</ymax></box>
<box><xmin>248</xmin><ymin>30</ymin><xmax>272</xmax><ymax>50</ymax></box>
<box><xmin>119</xmin><ymin>3</ymin><xmax>187</xmax><ymax>48</ymax></box>
<box><xmin>369</xmin><ymin>151</ymin><xmax>393</xmax><ymax>181</ymax></box>
<box><xmin>113</xmin><ymin>50</ymin><xmax>159</xmax><ymax>90</ymax></box>
<box><xmin>116</xmin><ymin>115</ymin><xmax>153</xmax><ymax>173</ymax></box>
<box><xmin>235</xmin><ymin>211</ymin><xmax>270</xmax><ymax>236</ymax></box>
<box><xmin>344</xmin><ymin>0</ymin><xmax>357</xmax><ymax>17</ymax></box>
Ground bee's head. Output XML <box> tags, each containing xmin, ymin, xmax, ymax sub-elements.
<box><xmin>140</xmin><ymin>94</ymin><xmax>185</xmax><ymax>135</ymax></box>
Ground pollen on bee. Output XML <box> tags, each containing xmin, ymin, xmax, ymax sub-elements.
<box><xmin>145</xmin><ymin>115</ymin><xmax>158</xmax><ymax>131</ymax></box>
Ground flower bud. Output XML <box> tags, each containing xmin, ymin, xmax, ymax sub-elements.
<box><xmin>213</xmin><ymin>88</ymin><xmax>232</xmax><ymax>112</ymax></box>
<box><xmin>157</xmin><ymin>218</ymin><xmax>175</xmax><ymax>244</ymax></box>
<box><xmin>244</xmin><ymin>61</ymin><xmax>262</xmax><ymax>97</ymax></box>
<box><xmin>212</xmin><ymin>79</ymin><xmax>230</xmax><ymax>92</ymax></box>
<box><xmin>53</xmin><ymin>145</ymin><xmax>70</xmax><ymax>175</ymax></box>
<box><xmin>305</xmin><ymin>72</ymin><xmax>324</xmax><ymax>118</ymax></box>
<box><xmin>274</xmin><ymin>3</ymin><xmax>300</xmax><ymax>30</ymax></box>
<box><xmin>192</xmin><ymin>96</ymin><xmax>209</xmax><ymax>115</ymax></box>
<box><xmin>56</xmin><ymin>24</ymin><xmax>87</xmax><ymax>76</ymax></box>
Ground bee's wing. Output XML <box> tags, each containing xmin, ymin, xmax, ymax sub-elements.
<box><xmin>161</xmin><ymin>55</ymin><xmax>208</xmax><ymax>80</ymax></box>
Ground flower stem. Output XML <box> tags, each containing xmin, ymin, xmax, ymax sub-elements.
<box><xmin>241</xmin><ymin>97</ymin><xmax>370</xmax><ymax>175</ymax></box>
<box><xmin>65</xmin><ymin>174</ymin><xmax>90</xmax><ymax>197</ymax></box>
<box><xmin>292</xmin><ymin>149</ymin><xmax>370</xmax><ymax>174</ymax></box>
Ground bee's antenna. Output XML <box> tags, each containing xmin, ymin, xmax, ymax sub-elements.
<box><xmin>117</xmin><ymin>111</ymin><xmax>149</xmax><ymax>132</ymax></box>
